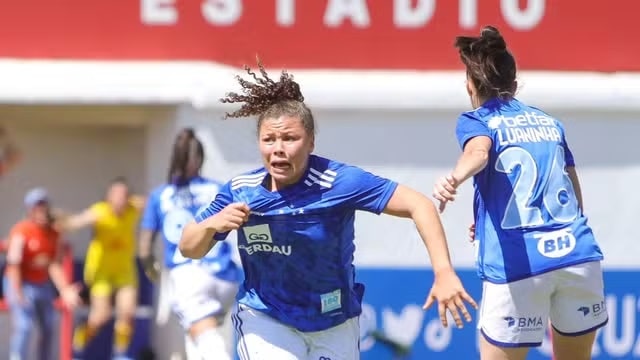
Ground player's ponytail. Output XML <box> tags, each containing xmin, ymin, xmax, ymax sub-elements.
<box><xmin>220</xmin><ymin>57</ymin><xmax>316</xmax><ymax>137</ymax></box>
<box><xmin>454</xmin><ymin>25</ymin><xmax>517</xmax><ymax>100</ymax></box>
<box><xmin>167</xmin><ymin>128</ymin><xmax>204</xmax><ymax>186</ymax></box>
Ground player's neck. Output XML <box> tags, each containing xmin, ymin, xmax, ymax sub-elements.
<box><xmin>266</xmin><ymin>174</ymin><xmax>304</xmax><ymax>192</ymax></box>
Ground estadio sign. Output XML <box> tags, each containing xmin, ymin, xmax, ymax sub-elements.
<box><xmin>141</xmin><ymin>0</ymin><xmax>545</xmax><ymax>30</ymax></box>
<box><xmin>0</xmin><ymin>0</ymin><xmax>637</xmax><ymax>70</ymax></box>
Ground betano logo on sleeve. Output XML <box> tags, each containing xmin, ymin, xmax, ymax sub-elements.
<box><xmin>240</xmin><ymin>224</ymin><xmax>291</xmax><ymax>256</ymax></box>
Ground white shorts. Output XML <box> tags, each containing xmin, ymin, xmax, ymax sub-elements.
<box><xmin>478</xmin><ymin>261</ymin><xmax>608</xmax><ymax>347</ymax></box>
<box><xmin>168</xmin><ymin>263</ymin><xmax>239</xmax><ymax>329</ymax></box>
<box><xmin>232</xmin><ymin>304</ymin><xmax>360</xmax><ymax>360</ymax></box>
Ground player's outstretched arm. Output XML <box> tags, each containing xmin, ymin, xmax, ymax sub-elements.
<box><xmin>54</xmin><ymin>208</ymin><xmax>99</xmax><ymax>233</ymax></box>
<box><xmin>434</xmin><ymin>135</ymin><xmax>492</xmax><ymax>212</ymax></box>
<box><xmin>384</xmin><ymin>185</ymin><xmax>454</xmax><ymax>274</ymax></box>
<box><xmin>383</xmin><ymin>185</ymin><xmax>478</xmax><ymax>328</ymax></box>
<box><xmin>179</xmin><ymin>202</ymin><xmax>250</xmax><ymax>259</ymax></box>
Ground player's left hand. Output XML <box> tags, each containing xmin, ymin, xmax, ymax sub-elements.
<box><xmin>423</xmin><ymin>268</ymin><xmax>478</xmax><ymax>328</ymax></box>
<box><xmin>432</xmin><ymin>175</ymin><xmax>457</xmax><ymax>213</ymax></box>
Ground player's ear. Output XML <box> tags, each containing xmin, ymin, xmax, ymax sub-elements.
<box><xmin>309</xmin><ymin>134</ymin><xmax>315</xmax><ymax>153</ymax></box>
<box><xmin>466</xmin><ymin>79</ymin><xmax>473</xmax><ymax>97</ymax></box>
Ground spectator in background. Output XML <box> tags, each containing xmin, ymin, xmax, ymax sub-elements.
<box><xmin>56</xmin><ymin>177</ymin><xmax>145</xmax><ymax>358</ymax></box>
<box><xmin>0</xmin><ymin>125</ymin><xmax>22</xmax><ymax>177</ymax></box>
<box><xmin>139</xmin><ymin>128</ymin><xmax>241</xmax><ymax>360</ymax></box>
<box><xmin>3</xmin><ymin>187</ymin><xmax>81</xmax><ymax>360</ymax></box>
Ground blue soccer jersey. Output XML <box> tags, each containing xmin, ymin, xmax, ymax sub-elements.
<box><xmin>456</xmin><ymin>98</ymin><xmax>603</xmax><ymax>284</ymax></box>
<box><xmin>141</xmin><ymin>176</ymin><xmax>241</xmax><ymax>283</ymax></box>
<box><xmin>195</xmin><ymin>155</ymin><xmax>398</xmax><ymax>332</ymax></box>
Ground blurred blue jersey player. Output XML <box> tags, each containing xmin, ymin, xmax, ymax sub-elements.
<box><xmin>139</xmin><ymin>128</ymin><xmax>241</xmax><ymax>360</ymax></box>
<box><xmin>178</xmin><ymin>60</ymin><xmax>478</xmax><ymax>360</ymax></box>
<box><xmin>433</xmin><ymin>26</ymin><xmax>607</xmax><ymax>360</ymax></box>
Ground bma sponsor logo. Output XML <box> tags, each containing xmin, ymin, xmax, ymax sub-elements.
<box><xmin>504</xmin><ymin>316</ymin><xmax>516</xmax><ymax>327</ymax></box>
<box><xmin>578</xmin><ymin>301</ymin><xmax>606</xmax><ymax>318</ymax></box>
<box><xmin>578</xmin><ymin>306</ymin><xmax>590</xmax><ymax>316</ymax></box>
<box><xmin>240</xmin><ymin>224</ymin><xmax>292</xmax><ymax>256</ymax></box>
<box><xmin>504</xmin><ymin>316</ymin><xmax>544</xmax><ymax>332</ymax></box>
<box><xmin>535</xmin><ymin>228</ymin><xmax>576</xmax><ymax>258</ymax></box>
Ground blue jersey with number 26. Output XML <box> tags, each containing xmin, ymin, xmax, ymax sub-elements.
<box><xmin>141</xmin><ymin>176</ymin><xmax>241</xmax><ymax>283</ymax></box>
<box><xmin>456</xmin><ymin>98</ymin><xmax>603</xmax><ymax>284</ymax></box>
<box><xmin>195</xmin><ymin>155</ymin><xmax>398</xmax><ymax>332</ymax></box>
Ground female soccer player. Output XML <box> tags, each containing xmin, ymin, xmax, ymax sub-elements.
<box><xmin>432</xmin><ymin>26</ymin><xmax>607</xmax><ymax>360</ymax></box>
<box><xmin>139</xmin><ymin>128</ymin><xmax>241</xmax><ymax>360</ymax></box>
<box><xmin>57</xmin><ymin>177</ymin><xmax>144</xmax><ymax>357</ymax></box>
<box><xmin>4</xmin><ymin>187</ymin><xmax>81</xmax><ymax>360</ymax></box>
<box><xmin>178</xmin><ymin>60</ymin><xmax>477</xmax><ymax>360</ymax></box>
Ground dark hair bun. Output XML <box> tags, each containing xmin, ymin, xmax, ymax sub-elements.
<box><xmin>479</xmin><ymin>26</ymin><xmax>507</xmax><ymax>52</ymax></box>
<box><xmin>454</xmin><ymin>25</ymin><xmax>517</xmax><ymax>99</ymax></box>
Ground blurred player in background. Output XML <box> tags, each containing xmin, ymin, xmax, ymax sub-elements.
<box><xmin>433</xmin><ymin>26</ymin><xmax>607</xmax><ymax>360</ymax></box>
<box><xmin>4</xmin><ymin>187</ymin><xmax>81</xmax><ymax>360</ymax></box>
<box><xmin>0</xmin><ymin>125</ymin><xmax>22</xmax><ymax>177</ymax></box>
<box><xmin>56</xmin><ymin>177</ymin><xmax>145</xmax><ymax>358</ymax></box>
<box><xmin>139</xmin><ymin>128</ymin><xmax>241</xmax><ymax>360</ymax></box>
<box><xmin>178</xmin><ymin>61</ymin><xmax>477</xmax><ymax>360</ymax></box>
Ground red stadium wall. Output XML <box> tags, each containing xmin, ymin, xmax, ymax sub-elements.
<box><xmin>0</xmin><ymin>0</ymin><xmax>637</xmax><ymax>71</ymax></box>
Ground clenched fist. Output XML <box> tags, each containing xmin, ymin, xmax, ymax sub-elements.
<box><xmin>207</xmin><ymin>202</ymin><xmax>251</xmax><ymax>233</ymax></box>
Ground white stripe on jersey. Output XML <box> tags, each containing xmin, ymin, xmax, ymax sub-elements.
<box><xmin>309</xmin><ymin>168</ymin><xmax>336</xmax><ymax>183</ymax></box>
<box><xmin>304</xmin><ymin>167</ymin><xmax>336</xmax><ymax>189</ymax></box>
<box><xmin>231</xmin><ymin>172</ymin><xmax>267</xmax><ymax>190</ymax></box>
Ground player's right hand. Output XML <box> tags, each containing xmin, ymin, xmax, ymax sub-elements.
<box><xmin>209</xmin><ymin>202</ymin><xmax>250</xmax><ymax>233</ymax></box>
<box><xmin>433</xmin><ymin>175</ymin><xmax>458</xmax><ymax>213</ymax></box>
